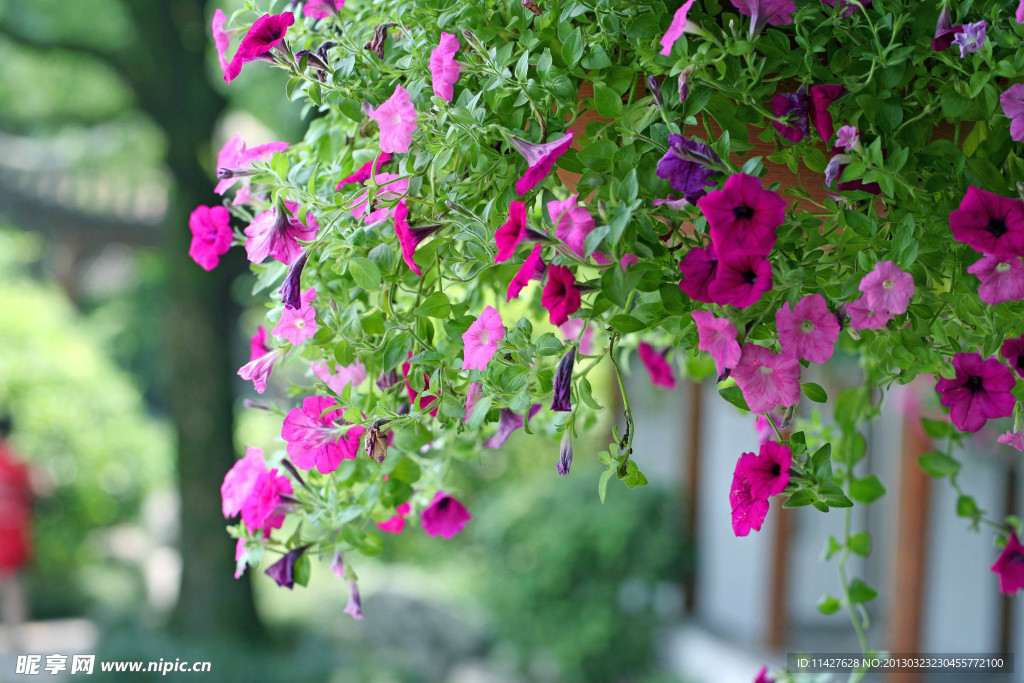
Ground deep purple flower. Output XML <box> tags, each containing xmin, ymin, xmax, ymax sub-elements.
<box><xmin>708</xmin><ymin>251</ymin><xmax>773</xmax><ymax>308</ymax></box>
<box><xmin>949</xmin><ymin>186</ymin><xmax>1024</xmax><ymax>257</ymax></box>
<box><xmin>991</xmin><ymin>532</ymin><xmax>1024</xmax><ymax>594</ymax></box>
<box><xmin>678</xmin><ymin>244</ymin><xmax>719</xmax><ymax>303</ymax></box>
<box><xmin>678</xmin><ymin>66</ymin><xmax>695</xmax><ymax>105</ymax></box>
<box><xmin>952</xmin><ymin>21</ymin><xmax>986</xmax><ymax>58</ymax></box>
<box><xmin>224</xmin><ymin>12</ymin><xmax>294</xmax><ymax>83</ymax></box>
<box><xmin>265</xmin><ymin>545</ymin><xmax>309</xmax><ymax>589</ymax></box>
<box><xmin>656</xmin><ymin>135</ymin><xmax>721</xmax><ymax>203</ymax></box>
<box><xmin>1000</xmin><ymin>84</ymin><xmax>1024</xmax><ymax>143</ymax></box>
<box><xmin>279</xmin><ymin>249</ymin><xmax>309</xmax><ymax>309</ymax></box>
<box><xmin>1001</xmin><ymin>334</ymin><xmax>1024</xmax><ymax>379</ymax></box>
<box><xmin>557</xmin><ymin>431</ymin><xmax>573</xmax><ymax>476</ymax></box>
<box><xmin>730</xmin><ymin>0</ymin><xmax>796</xmax><ymax>38</ymax></box>
<box><xmin>819</xmin><ymin>0</ymin><xmax>871</xmax><ymax>18</ymax></box>
<box><xmin>551</xmin><ymin>347</ymin><xmax>576</xmax><ymax>411</ymax></box>
<box><xmin>935</xmin><ymin>353</ymin><xmax>1016</xmax><ymax>433</ymax></box>
<box><xmin>770</xmin><ymin>91</ymin><xmax>809</xmax><ymax>143</ymax></box>
<box><xmin>647</xmin><ymin>75</ymin><xmax>664</xmax><ymax>108</ymax></box>
<box><xmin>698</xmin><ymin>173</ymin><xmax>786</xmax><ymax>257</ymax></box>
<box><xmin>511</xmin><ymin>131</ymin><xmax>574</xmax><ymax>196</ymax></box>
<box><xmin>932</xmin><ymin>6</ymin><xmax>964</xmax><ymax>52</ymax></box>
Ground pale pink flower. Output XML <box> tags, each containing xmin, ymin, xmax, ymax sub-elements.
<box><xmin>234</xmin><ymin>538</ymin><xmax>249</xmax><ymax>579</ymax></box>
<box><xmin>429</xmin><ymin>32</ymin><xmax>461</xmax><ymax>101</ymax></box>
<box><xmin>211</xmin><ymin>10</ymin><xmax>232</xmax><ymax>78</ymax></box>
<box><xmin>215</xmin><ymin>134</ymin><xmax>289</xmax><ymax>195</ymax></box>
<box><xmin>281</xmin><ymin>396</ymin><xmax>365</xmax><ymax>474</ymax></box>
<box><xmin>638</xmin><ymin>342</ymin><xmax>677</xmax><ymax>389</ymax></box>
<box><xmin>659</xmin><ymin>0</ymin><xmax>698</xmax><ymax>55</ymax></box>
<box><xmin>311</xmin><ymin>359</ymin><xmax>368</xmax><ymax>394</ymax></box>
<box><xmin>835</xmin><ymin>125</ymin><xmax>859</xmax><ymax>150</ymax></box>
<box><xmin>350</xmin><ymin>173</ymin><xmax>409</xmax><ymax>224</ymax></box>
<box><xmin>464</xmin><ymin>382</ymin><xmax>484</xmax><ymax>424</ymax></box>
<box><xmin>238</xmin><ymin>329</ymin><xmax>283</xmax><ymax>394</ymax></box>
<box><xmin>421</xmin><ymin>492</ymin><xmax>472</xmax><ymax>539</ymax></box>
<box><xmin>846</xmin><ymin>295</ymin><xmax>893</xmax><ymax>330</ymax></box>
<box><xmin>370</xmin><ymin>85</ymin><xmax>418</xmax><ymax>153</ymax></box>
<box><xmin>999</xmin><ymin>430</ymin><xmax>1024</xmax><ymax>451</ymax></box>
<box><xmin>511</xmin><ymin>131</ymin><xmax>574</xmax><ymax>196</ymax></box>
<box><xmin>376</xmin><ymin>502</ymin><xmax>411</xmax><ymax>534</ymax></box>
<box><xmin>303</xmin><ymin>0</ymin><xmax>344</xmax><ymax>19</ymax></box>
<box><xmin>241</xmin><ymin>467</ymin><xmax>293</xmax><ymax>532</ymax></box>
<box><xmin>731</xmin><ymin>343</ymin><xmax>801</xmax><ymax>414</ymax></box>
<box><xmin>755</xmin><ymin>415</ymin><xmax>774</xmax><ymax>444</ymax></box>
<box><xmin>273</xmin><ymin>304</ymin><xmax>317</xmax><ymax>345</ymax></box>
<box><xmin>775</xmin><ymin>294</ymin><xmax>840</xmax><ymax>364</ymax></box>
<box><xmin>462</xmin><ymin>306</ymin><xmax>506</xmax><ymax>371</ymax></box>
<box><xmin>560</xmin><ymin>320</ymin><xmax>595</xmax><ymax>355</ymax></box>
<box><xmin>858</xmin><ymin>260</ymin><xmax>914</xmax><ymax>315</ymax></box>
<box><xmin>221</xmin><ymin>447</ymin><xmax>267</xmax><ymax>518</ymax></box>
<box><xmin>968</xmin><ymin>255</ymin><xmax>1024</xmax><ymax>305</ymax></box>
<box><xmin>548</xmin><ymin>195</ymin><xmax>596</xmax><ymax>259</ymax></box>
<box><xmin>244</xmin><ymin>201</ymin><xmax>319</xmax><ymax>265</ymax></box>
<box><xmin>692</xmin><ymin>310</ymin><xmax>741</xmax><ymax>376</ymax></box>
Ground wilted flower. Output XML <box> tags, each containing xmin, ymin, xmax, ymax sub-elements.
<box><xmin>364</xmin><ymin>419</ymin><xmax>390</xmax><ymax>463</ymax></box>
<box><xmin>507</xmin><ymin>244</ymin><xmax>547</xmax><ymax>302</ymax></box>
<box><xmin>364</xmin><ymin>22</ymin><xmax>392</xmax><ymax>59</ymax></box>
<box><xmin>265</xmin><ymin>545</ymin><xmax>309</xmax><ymax>590</ymax></box>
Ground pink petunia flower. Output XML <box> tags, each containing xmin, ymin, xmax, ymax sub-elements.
<box><xmin>755</xmin><ymin>415</ymin><xmax>774</xmax><ymax>445</ymax></box>
<box><xmin>560</xmin><ymin>320</ymin><xmax>595</xmax><ymax>355</ymax></box>
<box><xmin>775</xmin><ymin>294</ymin><xmax>840</xmax><ymax>364</ymax></box>
<box><xmin>1018</xmin><ymin>0</ymin><xmax>1024</xmax><ymax>24</ymax></box>
<box><xmin>311</xmin><ymin>358</ymin><xmax>367</xmax><ymax>395</ymax></box>
<box><xmin>620</xmin><ymin>254</ymin><xmax>639</xmax><ymax>270</ymax></box>
<box><xmin>949</xmin><ymin>186</ymin><xmax>1024</xmax><ymax>257</ymax></box>
<box><xmin>1001</xmin><ymin>84</ymin><xmax>1024</xmax><ymax>143</ymax></box>
<box><xmin>678</xmin><ymin>244</ymin><xmax>719</xmax><ymax>303</ymax></box>
<box><xmin>484</xmin><ymin>406</ymin><xmax>541</xmax><ymax>449</ymax></box>
<box><xmin>393</xmin><ymin>200</ymin><xmax>441</xmax><ymax>275</ymax></box>
<box><xmin>429</xmin><ymin>32</ymin><xmax>461</xmax><ymax>102</ymax></box>
<box><xmin>234</xmin><ymin>538</ymin><xmax>250</xmax><ymax>579</ymax></box>
<box><xmin>697</xmin><ymin>173</ymin><xmax>786</xmax><ymax>256</ymax></box>
<box><xmin>241</xmin><ymin>467</ymin><xmax>293</xmax><ymax>532</ymax></box>
<box><xmin>188</xmin><ymin>205</ymin><xmax>233</xmax><ymax>271</ymax></box>
<box><xmin>638</xmin><ymin>342</ymin><xmax>677</xmax><ymax>389</ymax></box>
<box><xmin>238</xmin><ymin>327</ymin><xmax>282</xmax><ymax>394</ymax></box>
<box><xmin>244</xmin><ymin>201</ymin><xmax>319</xmax><ymax>265</ymax></box>
<box><xmin>303</xmin><ymin>0</ymin><xmax>344</xmax><ymax>19</ymax></box>
<box><xmin>464</xmin><ymin>382</ymin><xmax>484</xmax><ymax>424</ymax></box>
<box><xmin>281</xmin><ymin>396</ymin><xmax>365</xmax><ymax>473</ymax></box>
<box><xmin>730</xmin><ymin>0</ymin><xmax>796</xmax><ymax>38</ymax></box>
<box><xmin>337</xmin><ymin>152</ymin><xmax>392</xmax><ymax>189</ymax></box>
<box><xmin>1000</xmin><ymin>334</ymin><xmax>1024</xmax><ymax>379</ymax></box>
<box><xmin>548</xmin><ymin>195</ymin><xmax>597</xmax><ymax>259</ymax></box>
<box><xmin>835</xmin><ymin>125</ymin><xmax>859</xmax><ymax>150</ymax></box>
<box><xmin>351</xmin><ymin>173</ymin><xmax>409</xmax><ymax>224</ymax></box>
<box><xmin>221</xmin><ymin>447</ymin><xmax>268</xmax><ymax>518</ymax></box>
<box><xmin>936</xmin><ymin>353</ymin><xmax>1015</xmax><ymax>433</ymax></box>
<box><xmin>846</xmin><ymin>295</ymin><xmax>892</xmax><ymax>330</ymax></box>
<box><xmin>755</xmin><ymin>666</ymin><xmax>775</xmax><ymax>683</ymax></box>
<box><xmin>421</xmin><ymin>491</ymin><xmax>472</xmax><ymax>539</ymax></box>
<box><xmin>376</xmin><ymin>502</ymin><xmax>411</xmax><ymax>534</ymax></box>
<box><xmin>249</xmin><ymin>324</ymin><xmax>269</xmax><ymax>362</ymax></box>
<box><xmin>511</xmin><ymin>131</ymin><xmax>574</xmax><ymax>196</ymax></box>
<box><xmin>998</xmin><ymin>431</ymin><xmax>1024</xmax><ymax>451</ymax></box>
<box><xmin>542</xmin><ymin>265</ymin><xmax>582</xmax><ymax>326</ymax></box>
<box><xmin>730</xmin><ymin>455</ymin><xmax>771</xmax><ymax>537</ymax></box>
<box><xmin>742</xmin><ymin>441</ymin><xmax>792</xmax><ymax>499</ymax></box>
<box><xmin>211</xmin><ymin>10</ymin><xmax>233</xmax><ymax>78</ymax></box>
<box><xmin>968</xmin><ymin>255</ymin><xmax>1024</xmax><ymax>305</ymax></box>
<box><xmin>224</xmin><ymin>12</ymin><xmax>294</xmax><ymax>83</ymax></box>
<box><xmin>659</xmin><ymin>0</ymin><xmax>697</xmax><ymax>56</ymax></box>
<box><xmin>462</xmin><ymin>306</ymin><xmax>506</xmax><ymax>371</ymax></box>
<box><xmin>273</xmin><ymin>303</ymin><xmax>317</xmax><ymax>346</ymax></box>
<box><xmin>692</xmin><ymin>310</ymin><xmax>742</xmax><ymax>376</ymax></box>
<box><xmin>991</xmin><ymin>532</ymin><xmax>1024</xmax><ymax>594</ymax></box>
<box><xmin>370</xmin><ymin>85</ymin><xmax>418</xmax><ymax>154</ymax></box>
<box><xmin>858</xmin><ymin>261</ymin><xmax>914</xmax><ymax>315</ymax></box>
<box><xmin>402</xmin><ymin>355</ymin><xmax>439</xmax><ymax>418</ymax></box>
<box><xmin>495</xmin><ymin>200</ymin><xmax>546</xmax><ymax>262</ymax></box>
<box><xmin>731</xmin><ymin>343</ymin><xmax>801</xmax><ymax>415</ymax></box>
<box><xmin>507</xmin><ymin>244</ymin><xmax>547</xmax><ymax>302</ymax></box>
<box><xmin>214</xmin><ymin>134</ymin><xmax>290</xmax><ymax>195</ymax></box>
<box><xmin>708</xmin><ymin>251</ymin><xmax>773</xmax><ymax>308</ymax></box>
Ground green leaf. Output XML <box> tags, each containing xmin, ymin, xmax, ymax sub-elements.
<box><xmin>292</xmin><ymin>552</ymin><xmax>311</xmax><ymax>587</ymax></box>
<box><xmin>382</xmin><ymin>332</ymin><xmax>412</xmax><ymax>372</ymax></box>
<box><xmin>718</xmin><ymin>385</ymin><xmax>750</xmax><ymax>412</ymax></box>
<box><xmin>467</xmin><ymin>395</ymin><xmax>493</xmax><ymax>429</ymax></box>
<box><xmin>917</xmin><ymin>451</ymin><xmax>961</xmax><ymax>478</ymax></box>
<box><xmin>818</xmin><ymin>594</ymin><xmax>841</xmax><ymax>615</ymax></box>
<box><xmin>783</xmin><ymin>490</ymin><xmax>815</xmax><ymax>508</ymax></box>
<box><xmin>920</xmin><ymin>417</ymin><xmax>951</xmax><ymax>439</ymax></box>
<box><xmin>848</xmin><ymin>532</ymin><xmax>871</xmax><ymax>557</ymax></box>
<box><xmin>811</xmin><ymin>443</ymin><xmax>833</xmax><ymax>480</ymax></box>
<box><xmin>349</xmin><ymin>257</ymin><xmax>382</xmax><ymax>290</ymax></box>
<box><xmin>579</xmin><ymin>377</ymin><xmax>603</xmax><ymax>410</ymax></box>
<box><xmin>802</xmin><ymin>382</ymin><xmax>828</xmax><ymax>403</ymax></box>
<box><xmin>956</xmin><ymin>494</ymin><xmax>980</xmax><ymax>519</ymax></box>
<box><xmin>414</xmin><ymin>291</ymin><xmax>451</xmax><ymax>318</ymax></box>
<box><xmin>608</xmin><ymin>314</ymin><xmax>646</xmax><ymax>333</ymax></box>
<box><xmin>593</xmin><ymin>83</ymin><xmax>623</xmax><ymax>119</ymax></box>
<box><xmin>847</xmin><ymin>578</ymin><xmax>878</xmax><ymax>604</ymax></box>
<box><xmin>598</xmin><ymin>465</ymin><xmax>614</xmax><ymax>503</ymax></box>
<box><xmin>849</xmin><ymin>475</ymin><xmax>886</xmax><ymax>504</ymax></box>
<box><xmin>561</xmin><ymin>28</ymin><xmax>584</xmax><ymax>67</ymax></box>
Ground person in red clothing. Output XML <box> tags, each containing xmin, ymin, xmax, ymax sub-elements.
<box><xmin>0</xmin><ymin>414</ymin><xmax>30</xmax><ymax>651</ymax></box>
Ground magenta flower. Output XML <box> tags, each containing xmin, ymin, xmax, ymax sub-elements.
<box><xmin>552</xmin><ymin>347</ymin><xmax>576</xmax><ymax>411</ymax></box>
<box><xmin>495</xmin><ymin>200</ymin><xmax>546</xmax><ymax>262</ymax></box>
<box><xmin>1018</xmin><ymin>0</ymin><xmax>1024</xmax><ymax>24</ymax></box>
<box><xmin>809</xmin><ymin>84</ymin><xmax>844</xmax><ymax>144</ymax></box>
<box><xmin>281</xmin><ymin>396</ymin><xmax>365</xmax><ymax>473</ymax></box>
<box><xmin>547</xmin><ymin>195</ymin><xmax>599</xmax><ymax>259</ymax></box>
<box><xmin>656</xmin><ymin>136</ymin><xmax>722</xmax><ymax>203</ymax></box>
<box><xmin>221</xmin><ymin>447</ymin><xmax>268</xmax><ymax>518</ymax></box>
<box><xmin>211</xmin><ymin>10</ymin><xmax>232</xmax><ymax>78</ymax></box>
<box><xmin>835</xmin><ymin>125</ymin><xmax>859</xmax><ymax>150</ymax></box>
<box><xmin>730</xmin><ymin>0</ymin><xmax>796</xmax><ymax>38</ymax></box>
<box><xmin>697</xmin><ymin>173</ymin><xmax>786</xmax><ymax>256</ymax></box>
<box><xmin>952</xmin><ymin>21</ymin><xmax>986</xmax><ymax>58</ymax></box>
<box><xmin>846</xmin><ymin>296</ymin><xmax>892</xmax><ymax>330</ymax></box>
<box><xmin>935</xmin><ymin>353</ymin><xmax>1016</xmax><ymax>433</ymax></box>
<box><xmin>238</xmin><ymin>328</ymin><xmax>282</xmax><ymax>394</ymax></box>
<box><xmin>708</xmin><ymin>251</ymin><xmax>773</xmax><ymax>308</ymax></box>
<box><xmin>776</xmin><ymin>294</ymin><xmax>840</xmax><ymax>364</ymax></box>
<box><xmin>352</xmin><ymin>173</ymin><xmax>409</xmax><ymax>226</ymax></box>
<box><xmin>692</xmin><ymin>310</ymin><xmax>741</xmax><ymax>376</ymax></box>
<box><xmin>241</xmin><ymin>467</ymin><xmax>293</xmax><ymax>532</ymax></box>
<box><xmin>463</xmin><ymin>306</ymin><xmax>506</xmax><ymax>371</ymax></box>
<box><xmin>732</xmin><ymin>343</ymin><xmax>801</xmax><ymax>415</ymax></box>
<box><xmin>244</xmin><ymin>202</ymin><xmax>319</xmax><ymax>265</ymax></box>
<box><xmin>511</xmin><ymin>131</ymin><xmax>574</xmax><ymax>196</ymax></box>
<box><xmin>402</xmin><ymin>355</ymin><xmax>439</xmax><ymax>417</ymax></box>
<box><xmin>746</xmin><ymin>441</ymin><xmax>792</xmax><ymax>499</ymax></box>
<box><xmin>464</xmin><ymin>382</ymin><xmax>483</xmax><ymax>424</ymax></box>
<box><xmin>638</xmin><ymin>342</ymin><xmax>677</xmax><ymax>389</ymax></box>
<box><xmin>730</xmin><ymin>456</ymin><xmax>770</xmax><ymax>537</ymax></box>
<box><xmin>303</xmin><ymin>0</ymin><xmax>344</xmax><ymax>19</ymax></box>
<box><xmin>968</xmin><ymin>255</ymin><xmax>1024</xmax><ymax>305</ymax></box>
<box><xmin>376</xmin><ymin>502</ymin><xmax>411</xmax><ymax>534</ymax></box>
<box><xmin>392</xmin><ymin>201</ymin><xmax>441</xmax><ymax>275</ymax></box>
<box><xmin>1000</xmin><ymin>84</ymin><xmax>1024</xmax><ymax>143</ymax></box>
<box><xmin>507</xmin><ymin>244</ymin><xmax>547</xmax><ymax>302</ymax></box>
<box><xmin>421</xmin><ymin>492</ymin><xmax>472</xmax><ymax>539</ymax></box>
<box><xmin>224</xmin><ymin>12</ymin><xmax>294</xmax><ymax>83</ymax></box>
<box><xmin>311</xmin><ymin>358</ymin><xmax>367</xmax><ymax>395</ymax></box>
<box><xmin>542</xmin><ymin>265</ymin><xmax>582</xmax><ymax>326</ymax></box>
<box><xmin>429</xmin><ymin>32</ymin><xmax>461</xmax><ymax>101</ymax></box>
<box><xmin>819</xmin><ymin>0</ymin><xmax>870</xmax><ymax>18</ymax></box>
<box><xmin>932</xmin><ymin>6</ymin><xmax>965</xmax><ymax>51</ymax></box>
<box><xmin>337</xmin><ymin>152</ymin><xmax>392</xmax><ymax>189</ymax></box>
<box><xmin>188</xmin><ymin>205</ymin><xmax>233</xmax><ymax>271</ymax></box>
<box><xmin>998</xmin><ymin>431</ymin><xmax>1024</xmax><ymax>451</ymax></box>
<box><xmin>1001</xmin><ymin>335</ymin><xmax>1024</xmax><ymax>379</ymax></box>
<box><xmin>484</xmin><ymin>406</ymin><xmax>541</xmax><ymax>449</ymax></box>
<box><xmin>950</xmin><ymin>186</ymin><xmax>1024</xmax><ymax>257</ymax></box>
<box><xmin>273</xmin><ymin>303</ymin><xmax>317</xmax><ymax>345</ymax></box>
<box><xmin>370</xmin><ymin>85</ymin><xmax>418</xmax><ymax>154</ymax></box>
<box><xmin>265</xmin><ymin>545</ymin><xmax>308</xmax><ymax>590</ymax></box>
<box><xmin>755</xmin><ymin>667</ymin><xmax>775</xmax><ymax>683</ymax></box>
<box><xmin>678</xmin><ymin>244</ymin><xmax>719</xmax><ymax>303</ymax></box>
<box><xmin>991</xmin><ymin>532</ymin><xmax>1024</xmax><ymax>594</ymax></box>
<box><xmin>214</xmin><ymin>134</ymin><xmax>289</xmax><ymax>195</ymax></box>
<box><xmin>659</xmin><ymin>0</ymin><xmax>698</xmax><ymax>56</ymax></box>
<box><xmin>858</xmin><ymin>261</ymin><xmax>914</xmax><ymax>315</ymax></box>
<box><xmin>344</xmin><ymin>579</ymin><xmax>364</xmax><ymax>619</ymax></box>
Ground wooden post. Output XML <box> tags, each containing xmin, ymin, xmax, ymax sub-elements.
<box><xmin>683</xmin><ymin>380</ymin><xmax>704</xmax><ymax>612</ymax></box>
<box><xmin>766</xmin><ymin>498</ymin><xmax>792</xmax><ymax>649</ymax></box>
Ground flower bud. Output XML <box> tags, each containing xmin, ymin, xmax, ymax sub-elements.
<box><xmin>279</xmin><ymin>249</ymin><xmax>309</xmax><ymax>310</ymax></box>
<box><xmin>331</xmin><ymin>551</ymin><xmax>345</xmax><ymax>579</ymax></box>
<box><xmin>647</xmin><ymin>75</ymin><xmax>664</xmax><ymax>108</ymax></box>
<box><xmin>344</xmin><ymin>579</ymin><xmax>364</xmax><ymax>619</ymax></box>
<box><xmin>551</xmin><ymin>347</ymin><xmax>576</xmax><ymax>412</ymax></box>
<box><xmin>678</xmin><ymin>66</ymin><xmax>694</xmax><ymax>105</ymax></box>
<box><xmin>264</xmin><ymin>545</ymin><xmax>309</xmax><ymax>589</ymax></box>
<box><xmin>557</xmin><ymin>430</ymin><xmax>574</xmax><ymax>476</ymax></box>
